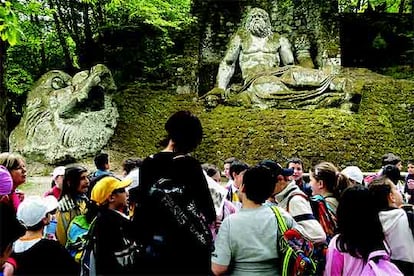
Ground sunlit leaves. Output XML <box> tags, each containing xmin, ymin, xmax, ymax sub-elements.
<box><xmin>0</xmin><ymin>1</ymin><xmax>22</xmax><ymax>45</ymax></box>
<box><xmin>339</xmin><ymin>0</ymin><xmax>412</xmax><ymax>13</ymax></box>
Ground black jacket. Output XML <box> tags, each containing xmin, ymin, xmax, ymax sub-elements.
<box><xmin>130</xmin><ymin>151</ymin><xmax>216</xmax><ymax>274</ymax></box>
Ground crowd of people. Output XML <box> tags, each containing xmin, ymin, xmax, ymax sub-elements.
<box><xmin>0</xmin><ymin>110</ymin><xmax>413</xmax><ymax>275</ymax></box>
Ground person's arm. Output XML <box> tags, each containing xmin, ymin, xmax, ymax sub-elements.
<box><xmin>211</xmin><ymin>218</ymin><xmax>232</xmax><ymax>275</ymax></box>
<box><xmin>211</xmin><ymin>263</ymin><xmax>228</xmax><ymax>276</ymax></box>
<box><xmin>217</xmin><ymin>33</ymin><xmax>242</xmax><ymax>91</ymax></box>
<box><xmin>289</xmin><ymin>196</ymin><xmax>326</xmax><ymax>243</ymax></box>
<box><xmin>55</xmin><ymin>210</ymin><xmax>70</xmax><ymax>246</ymax></box>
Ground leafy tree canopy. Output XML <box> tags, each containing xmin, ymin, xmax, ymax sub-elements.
<box><xmin>339</xmin><ymin>0</ymin><xmax>412</xmax><ymax>13</ymax></box>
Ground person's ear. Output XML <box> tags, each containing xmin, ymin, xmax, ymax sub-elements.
<box><xmin>388</xmin><ymin>192</ymin><xmax>396</xmax><ymax>204</ymax></box>
<box><xmin>240</xmin><ymin>183</ymin><xmax>246</xmax><ymax>193</ymax></box>
<box><xmin>317</xmin><ymin>179</ymin><xmax>324</xmax><ymax>189</ymax></box>
<box><xmin>108</xmin><ymin>194</ymin><xmax>115</xmax><ymax>203</ymax></box>
<box><xmin>231</xmin><ymin>171</ymin><xmax>237</xmax><ymax>180</ymax></box>
<box><xmin>42</xmin><ymin>216</ymin><xmax>49</xmax><ymax>225</ymax></box>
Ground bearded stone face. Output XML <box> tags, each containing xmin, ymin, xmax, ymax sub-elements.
<box><xmin>245</xmin><ymin>8</ymin><xmax>272</xmax><ymax>38</ymax></box>
<box><xmin>9</xmin><ymin>64</ymin><xmax>119</xmax><ymax>164</ymax></box>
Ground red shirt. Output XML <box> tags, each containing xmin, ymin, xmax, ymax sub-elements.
<box><xmin>44</xmin><ymin>186</ymin><xmax>61</xmax><ymax>199</ymax></box>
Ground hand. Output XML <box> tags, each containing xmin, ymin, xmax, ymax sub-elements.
<box><xmin>214</xmin><ymin>218</ymin><xmax>222</xmax><ymax>229</ymax></box>
<box><xmin>3</xmin><ymin>262</ymin><xmax>15</xmax><ymax>276</ymax></box>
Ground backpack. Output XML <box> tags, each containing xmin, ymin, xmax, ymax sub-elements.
<box><xmin>66</xmin><ymin>214</ymin><xmax>99</xmax><ymax>276</ymax></box>
<box><xmin>270</xmin><ymin>206</ymin><xmax>320</xmax><ymax>276</ymax></box>
<box><xmin>78</xmin><ymin>216</ymin><xmax>98</xmax><ymax>276</ymax></box>
<box><xmin>360</xmin><ymin>250</ymin><xmax>403</xmax><ymax>276</ymax></box>
<box><xmin>66</xmin><ymin>215</ymin><xmax>93</xmax><ymax>262</ymax></box>
<box><xmin>287</xmin><ymin>193</ymin><xmax>337</xmax><ymax>241</ymax></box>
<box><xmin>148</xmin><ymin>177</ymin><xmax>212</xmax><ymax>251</ymax></box>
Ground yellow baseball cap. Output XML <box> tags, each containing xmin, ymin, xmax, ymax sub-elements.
<box><xmin>91</xmin><ymin>176</ymin><xmax>132</xmax><ymax>205</ymax></box>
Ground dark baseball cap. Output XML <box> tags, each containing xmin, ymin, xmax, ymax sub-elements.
<box><xmin>259</xmin><ymin>160</ymin><xmax>294</xmax><ymax>177</ymax></box>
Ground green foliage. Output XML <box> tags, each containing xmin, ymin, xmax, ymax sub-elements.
<box><xmin>106</xmin><ymin>0</ymin><xmax>193</xmax><ymax>30</ymax></box>
<box><xmin>5</xmin><ymin>65</ymin><xmax>33</xmax><ymax>95</ymax></box>
<box><xmin>372</xmin><ymin>33</ymin><xmax>387</xmax><ymax>49</ymax></box>
<box><xmin>339</xmin><ymin>0</ymin><xmax>412</xmax><ymax>13</ymax></box>
<box><xmin>0</xmin><ymin>1</ymin><xmax>22</xmax><ymax>45</ymax></box>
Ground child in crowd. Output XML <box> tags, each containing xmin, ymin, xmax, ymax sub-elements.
<box><xmin>286</xmin><ymin>157</ymin><xmax>312</xmax><ymax>197</ymax></box>
<box><xmin>91</xmin><ymin>176</ymin><xmax>138</xmax><ymax>275</ymax></box>
<box><xmin>309</xmin><ymin>161</ymin><xmax>350</xmax><ymax>213</ymax></box>
<box><xmin>56</xmin><ymin>166</ymin><xmax>90</xmax><ymax>246</ymax></box>
<box><xmin>226</xmin><ymin>160</ymin><xmax>249</xmax><ymax>210</ymax></box>
<box><xmin>324</xmin><ymin>185</ymin><xmax>402</xmax><ymax>275</ymax></box>
<box><xmin>43</xmin><ymin>196</ymin><xmax>59</xmax><ymax>240</ymax></box>
<box><xmin>212</xmin><ymin>165</ymin><xmax>296</xmax><ymax>276</ymax></box>
<box><xmin>262</xmin><ymin>160</ymin><xmax>326</xmax><ymax>244</ymax></box>
<box><xmin>368</xmin><ymin>176</ymin><xmax>414</xmax><ymax>275</ymax></box>
<box><xmin>44</xmin><ymin>166</ymin><xmax>65</xmax><ymax>199</ymax></box>
<box><xmin>203</xmin><ymin>169</ymin><xmax>237</xmax><ymax>241</ymax></box>
<box><xmin>202</xmin><ymin>163</ymin><xmax>222</xmax><ymax>183</ymax></box>
<box><xmin>405</xmin><ymin>160</ymin><xmax>414</xmax><ymax>204</ymax></box>
<box><xmin>341</xmin><ymin>165</ymin><xmax>364</xmax><ymax>186</ymax></box>
<box><xmin>12</xmin><ymin>196</ymin><xmax>79</xmax><ymax>275</ymax></box>
<box><xmin>0</xmin><ymin>201</ymin><xmax>25</xmax><ymax>275</ymax></box>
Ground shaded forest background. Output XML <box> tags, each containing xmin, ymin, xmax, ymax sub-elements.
<box><xmin>0</xmin><ymin>0</ymin><xmax>413</xmax><ymax>172</ymax></box>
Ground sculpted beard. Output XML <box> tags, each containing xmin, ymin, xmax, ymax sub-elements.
<box><xmin>247</xmin><ymin>16</ymin><xmax>272</xmax><ymax>38</ymax></box>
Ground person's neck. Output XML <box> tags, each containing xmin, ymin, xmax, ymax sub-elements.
<box><xmin>242</xmin><ymin>198</ymin><xmax>261</xmax><ymax>209</ymax></box>
<box><xmin>320</xmin><ymin>190</ymin><xmax>333</xmax><ymax>198</ymax></box>
<box><xmin>21</xmin><ymin>229</ymin><xmax>43</xmax><ymax>240</ymax></box>
<box><xmin>162</xmin><ymin>140</ymin><xmax>174</xmax><ymax>152</ymax></box>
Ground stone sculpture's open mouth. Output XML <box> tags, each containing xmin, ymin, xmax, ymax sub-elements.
<box><xmin>59</xmin><ymin>85</ymin><xmax>106</xmax><ymax>119</ymax></box>
<box><xmin>9</xmin><ymin>64</ymin><xmax>118</xmax><ymax>164</ymax></box>
<box><xmin>59</xmin><ymin>70</ymin><xmax>114</xmax><ymax>119</ymax></box>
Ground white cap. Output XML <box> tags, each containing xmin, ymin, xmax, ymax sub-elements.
<box><xmin>17</xmin><ymin>196</ymin><xmax>58</xmax><ymax>227</ymax></box>
<box><xmin>52</xmin><ymin>166</ymin><xmax>65</xmax><ymax>180</ymax></box>
<box><xmin>342</xmin><ymin>166</ymin><xmax>364</xmax><ymax>185</ymax></box>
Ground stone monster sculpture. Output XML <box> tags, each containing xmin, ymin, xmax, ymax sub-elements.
<box><xmin>205</xmin><ymin>8</ymin><xmax>358</xmax><ymax>110</ymax></box>
<box><xmin>10</xmin><ymin>64</ymin><xmax>119</xmax><ymax>163</ymax></box>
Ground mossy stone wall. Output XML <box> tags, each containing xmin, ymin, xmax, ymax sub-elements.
<box><xmin>109</xmin><ymin>69</ymin><xmax>414</xmax><ymax>172</ymax></box>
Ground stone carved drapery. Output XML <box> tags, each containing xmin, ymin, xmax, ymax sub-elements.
<box><xmin>203</xmin><ymin>8</ymin><xmax>358</xmax><ymax>111</ymax></box>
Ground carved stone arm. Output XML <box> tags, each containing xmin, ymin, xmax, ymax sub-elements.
<box><xmin>279</xmin><ymin>36</ymin><xmax>294</xmax><ymax>66</ymax></box>
<box><xmin>217</xmin><ymin>33</ymin><xmax>242</xmax><ymax>90</ymax></box>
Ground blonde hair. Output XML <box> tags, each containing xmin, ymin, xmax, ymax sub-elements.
<box><xmin>311</xmin><ymin>161</ymin><xmax>351</xmax><ymax>199</ymax></box>
<box><xmin>0</xmin><ymin>152</ymin><xmax>25</xmax><ymax>171</ymax></box>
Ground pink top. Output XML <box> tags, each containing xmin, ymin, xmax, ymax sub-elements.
<box><xmin>44</xmin><ymin>186</ymin><xmax>61</xmax><ymax>200</ymax></box>
<box><xmin>324</xmin><ymin>234</ymin><xmax>365</xmax><ymax>276</ymax></box>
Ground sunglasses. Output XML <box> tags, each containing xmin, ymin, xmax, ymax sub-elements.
<box><xmin>112</xmin><ymin>187</ymin><xmax>126</xmax><ymax>194</ymax></box>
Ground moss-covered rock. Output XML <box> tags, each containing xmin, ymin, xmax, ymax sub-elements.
<box><xmin>103</xmin><ymin>69</ymin><xmax>414</xmax><ymax>172</ymax></box>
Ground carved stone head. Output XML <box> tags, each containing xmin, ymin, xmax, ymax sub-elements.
<box><xmin>245</xmin><ymin>8</ymin><xmax>272</xmax><ymax>38</ymax></box>
<box><xmin>10</xmin><ymin>64</ymin><xmax>119</xmax><ymax>164</ymax></box>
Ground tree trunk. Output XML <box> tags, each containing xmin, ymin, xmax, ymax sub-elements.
<box><xmin>48</xmin><ymin>0</ymin><xmax>74</xmax><ymax>72</ymax></box>
<box><xmin>0</xmin><ymin>40</ymin><xmax>9</xmax><ymax>152</ymax></box>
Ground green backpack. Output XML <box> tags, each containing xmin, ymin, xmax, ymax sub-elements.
<box><xmin>65</xmin><ymin>215</ymin><xmax>96</xmax><ymax>263</ymax></box>
<box><xmin>270</xmin><ymin>206</ymin><xmax>320</xmax><ymax>276</ymax></box>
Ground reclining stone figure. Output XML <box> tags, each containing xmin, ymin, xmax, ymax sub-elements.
<box><xmin>204</xmin><ymin>8</ymin><xmax>357</xmax><ymax>110</ymax></box>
